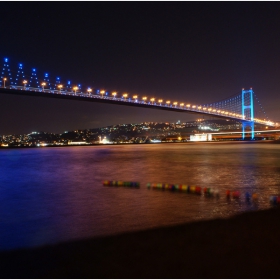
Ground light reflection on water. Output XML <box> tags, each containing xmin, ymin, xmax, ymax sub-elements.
<box><xmin>0</xmin><ymin>143</ymin><xmax>280</xmax><ymax>251</ymax></box>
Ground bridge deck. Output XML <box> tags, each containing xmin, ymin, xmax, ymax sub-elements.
<box><xmin>0</xmin><ymin>86</ymin><xmax>274</xmax><ymax>126</ymax></box>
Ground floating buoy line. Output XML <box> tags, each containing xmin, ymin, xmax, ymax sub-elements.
<box><xmin>103</xmin><ymin>180</ymin><xmax>140</xmax><ymax>188</ymax></box>
<box><xmin>103</xmin><ymin>181</ymin><xmax>280</xmax><ymax>205</ymax></box>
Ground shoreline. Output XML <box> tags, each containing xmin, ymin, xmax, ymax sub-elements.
<box><xmin>1</xmin><ymin>139</ymin><xmax>280</xmax><ymax>150</ymax></box>
<box><xmin>1</xmin><ymin>207</ymin><xmax>280</xmax><ymax>278</ymax></box>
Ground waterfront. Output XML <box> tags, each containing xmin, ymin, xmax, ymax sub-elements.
<box><xmin>1</xmin><ymin>142</ymin><xmax>280</xmax><ymax>251</ymax></box>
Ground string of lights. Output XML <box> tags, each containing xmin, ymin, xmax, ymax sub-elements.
<box><xmin>0</xmin><ymin>57</ymin><xmax>277</xmax><ymax>127</ymax></box>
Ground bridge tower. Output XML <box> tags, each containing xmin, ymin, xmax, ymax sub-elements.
<box><xmin>14</xmin><ymin>63</ymin><xmax>25</xmax><ymax>85</ymax></box>
<box><xmin>44</xmin><ymin>73</ymin><xmax>51</xmax><ymax>89</ymax></box>
<box><xmin>242</xmin><ymin>88</ymin><xmax>254</xmax><ymax>140</ymax></box>
<box><xmin>28</xmin><ymin>68</ymin><xmax>39</xmax><ymax>88</ymax></box>
<box><xmin>1</xmin><ymin>58</ymin><xmax>13</xmax><ymax>86</ymax></box>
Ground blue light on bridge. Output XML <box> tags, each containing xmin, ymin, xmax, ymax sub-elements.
<box><xmin>4</xmin><ymin>58</ymin><xmax>8</xmax><ymax>63</ymax></box>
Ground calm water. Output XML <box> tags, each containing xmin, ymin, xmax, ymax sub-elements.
<box><xmin>1</xmin><ymin>143</ymin><xmax>280</xmax><ymax>251</ymax></box>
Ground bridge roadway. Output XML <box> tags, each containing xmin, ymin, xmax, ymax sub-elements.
<box><xmin>0</xmin><ymin>86</ymin><xmax>275</xmax><ymax>127</ymax></box>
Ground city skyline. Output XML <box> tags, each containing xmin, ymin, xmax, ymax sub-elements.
<box><xmin>1</xmin><ymin>2</ymin><xmax>280</xmax><ymax>134</ymax></box>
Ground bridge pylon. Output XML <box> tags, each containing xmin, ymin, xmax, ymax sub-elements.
<box><xmin>242</xmin><ymin>88</ymin><xmax>254</xmax><ymax>140</ymax></box>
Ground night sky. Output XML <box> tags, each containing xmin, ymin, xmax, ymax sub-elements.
<box><xmin>1</xmin><ymin>2</ymin><xmax>280</xmax><ymax>134</ymax></box>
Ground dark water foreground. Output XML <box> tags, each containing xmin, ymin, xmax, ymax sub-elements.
<box><xmin>1</xmin><ymin>207</ymin><xmax>280</xmax><ymax>278</ymax></box>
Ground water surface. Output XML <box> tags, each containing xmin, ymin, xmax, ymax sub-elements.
<box><xmin>1</xmin><ymin>143</ymin><xmax>280</xmax><ymax>251</ymax></box>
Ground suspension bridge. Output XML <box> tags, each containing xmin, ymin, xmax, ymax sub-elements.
<box><xmin>0</xmin><ymin>57</ymin><xmax>278</xmax><ymax>139</ymax></box>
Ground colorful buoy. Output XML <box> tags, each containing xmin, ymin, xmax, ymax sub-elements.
<box><xmin>245</xmin><ymin>192</ymin><xmax>251</xmax><ymax>202</ymax></box>
<box><xmin>252</xmin><ymin>193</ymin><xmax>258</xmax><ymax>201</ymax></box>
<box><xmin>226</xmin><ymin>190</ymin><xmax>231</xmax><ymax>198</ymax></box>
<box><xmin>204</xmin><ymin>187</ymin><xmax>219</xmax><ymax>198</ymax></box>
<box><xmin>232</xmin><ymin>191</ymin><xmax>241</xmax><ymax>199</ymax></box>
<box><xmin>195</xmin><ymin>186</ymin><xmax>202</xmax><ymax>195</ymax></box>
<box><xmin>270</xmin><ymin>195</ymin><xmax>280</xmax><ymax>205</ymax></box>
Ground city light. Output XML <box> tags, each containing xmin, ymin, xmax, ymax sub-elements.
<box><xmin>3</xmin><ymin>77</ymin><xmax>7</xmax><ymax>87</ymax></box>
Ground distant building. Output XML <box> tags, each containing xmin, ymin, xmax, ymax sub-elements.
<box><xmin>190</xmin><ymin>134</ymin><xmax>212</xmax><ymax>141</ymax></box>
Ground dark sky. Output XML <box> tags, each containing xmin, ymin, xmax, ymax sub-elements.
<box><xmin>0</xmin><ymin>2</ymin><xmax>280</xmax><ymax>134</ymax></box>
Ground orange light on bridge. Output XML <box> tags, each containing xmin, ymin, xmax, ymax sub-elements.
<box><xmin>100</xmin><ymin>90</ymin><xmax>105</xmax><ymax>97</ymax></box>
<box><xmin>87</xmin><ymin>88</ymin><xmax>92</xmax><ymax>95</ymax></box>
<box><xmin>198</xmin><ymin>106</ymin><xmax>202</xmax><ymax>109</ymax></box>
<box><xmin>23</xmin><ymin>80</ymin><xmax>28</xmax><ymax>88</ymax></box>
<box><xmin>208</xmin><ymin>108</ymin><xmax>212</xmax><ymax>111</ymax></box>
<box><xmin>180</xmin><ymin>103</ymin><xmax>184</xmax><ymax>107</ymax></box>
<box><xmin>158</xmin><ymin>99</ymin><xmax>163</xmax><ymax>104</ymax></box>
<box><xmin>150</xmin><ymin>98</ymin><xmax>155</xmax><ymax>103</ymax></box>
<box><xmin>203</xmin><ymin>107</ymin><xmax>207</xmax><ymax>110</ymax></box>
<box><xmin>133</xmin><ymin>95</ymin><xmax>138</xmax><ymax>100</ymax></box>
<box><xmin>186</xmin><ymin>104</ymin><xmax>191</xmax><ymax>108</ymax></box>
<box><xmin>142</xmin><ymin>96</ymin><xmax>147</xmax><ymax>101</ymax></box>
<box><xmin>192</xmin><ymin>105</ymin><xmax>196</xmax><ymax>108</ymax></box>
<box><xmin>57</xmin><ymin>84</ymin><xmax>63</xmax><ymax>92</ymax></box>
<box><xmin>3</xmin><ymin>77</ymin><xmax>7</xmax><ymax>87</ymax></box>
<box><xmin>173</xmin><ymin>102</ymin><xmax>178</xmax><ymax>106</ymax></box>
<box><xmin>112</xmin><ymin>92</ymin><xmax>117</xmax><ymax>98</ymax></box>
<box><xmin>73</xmin><ymin>86</ymin><xmax>78</xmax><ymax>94</ymax></box>
<box><xmin>166</xmin><ymin>100</ymin><xmax>170</xmax><ymax>105</ymax></box>
<box><xmin>123</xmin><ymin>93</ymin><xmax>128</xmax><ymax>99</ymax></box>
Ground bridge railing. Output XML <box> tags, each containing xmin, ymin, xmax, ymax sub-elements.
<box><xmin>0</xmin><ymin>85</ymin><xmax>277</xmax><ymax>126</ymax></box>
